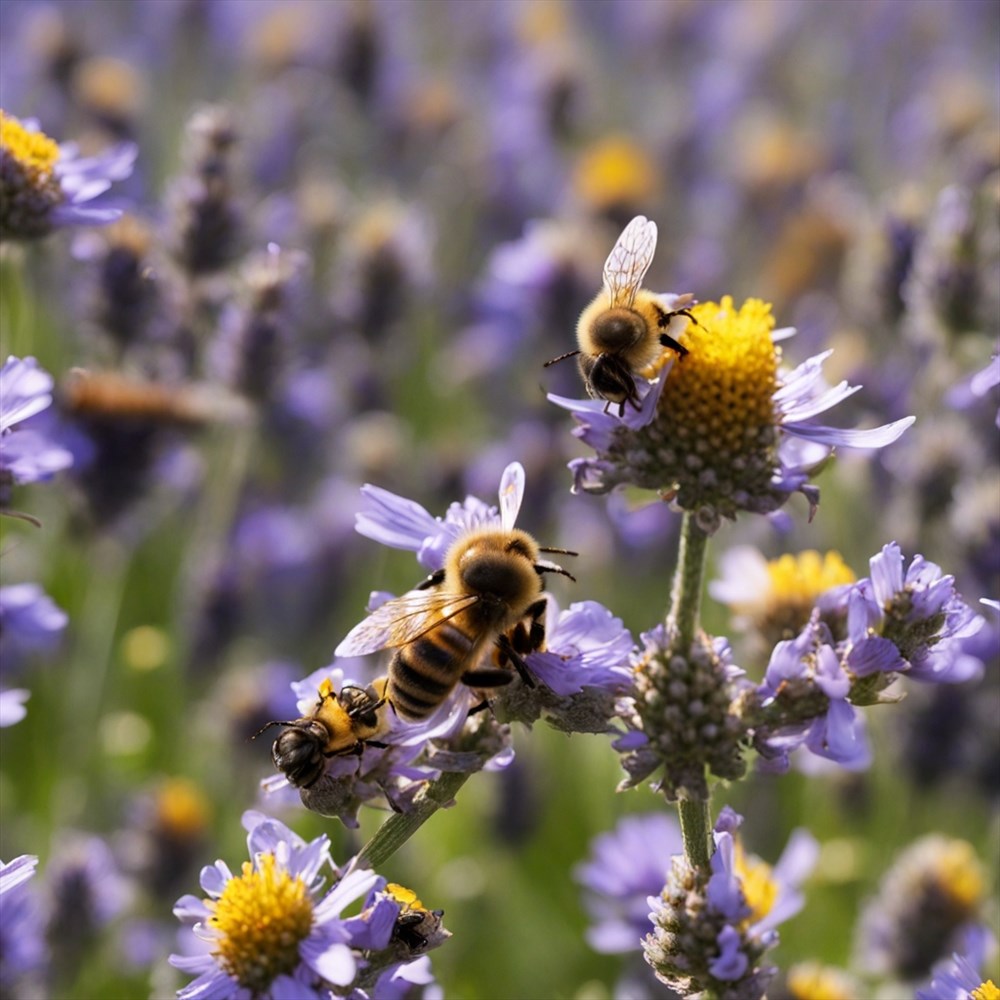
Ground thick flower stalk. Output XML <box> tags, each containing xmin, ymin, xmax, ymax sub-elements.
<box><xmin>551</xmin><ymin>296</ymin><xmax>914</xmax><ymax>533</ymax></box>
<box><xmin>0</xmin><ymin>111</ymin><xmax>135</xmax><ymax>241</ymax></box>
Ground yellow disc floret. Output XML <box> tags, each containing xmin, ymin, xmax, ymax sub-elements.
<box><xmin>0</xmin><ymin>111</ymin><xmax>60</xmax><ymax>174</ymax></box>
<box><xmin>785</xmin><ymin>962</ymin><xmax>859</xmax><ymax>1000</ymax></box>
<box><xmin>208</xmin><ymin>853</ymin><xmax>314</xmax><ymax>993</ymax></box>
<box><xmin>662</xmin><ymin>297</ymin><xmax>780</xmax><ymax>458</ymax></box>
<box><xmin>155</xmin><ymin>777</ymin><xmax>211</xmax><ymax>837</ymax></box>
<box><xmin>930</xmin><ymin>838</ymin><xmax>985</xmax><ymax>911</ymax></box>
<box><xmin>973</xmin><ymin>981</ymin><xmax>1000</xmax><ymax>1000</ymax></box>
<box><xmin>733</xmin><ymin>840</ymin><xmax>778</xmax><ymax>927</ymax></box>
<box><xmin>766</xmin><ymin>550</ymin><xmax>855</xmax><ymax>602</ymax></box>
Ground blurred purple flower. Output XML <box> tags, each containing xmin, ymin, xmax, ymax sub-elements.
<box><xmin>916</xmin><ymin>925</ymin><xmax>998</xmax><ymax>1000</ymax></box>
<box><xmin>574</xmin><ymin>812</ymin><xmax>682</xmax><ymax>954</ymax></box>
<box><xmin>0</xmin><ymin>688</ymin><xmax>29</xmax><ymax>726</ymax></box>
<box><xmin>0</xmin><ymin>855</ymin><xmax>45</xmax><ymax>993</ymax></box>
<box><xmin>0</xmin><ymin>583</ymin><xmax>68</xmax><ymax>671</ymax></box>
<box><xmin>0</xmin><ymin>356</ymin><xmax>74</xmax><ymax>491</ymax></box>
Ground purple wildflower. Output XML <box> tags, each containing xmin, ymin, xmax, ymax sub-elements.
<box><xmin>550</xmin><ymin>295</ymin><xmax>913</xmax><ymax>533</ymax></box>
<box><xmin>0</xmin><ymin>583</ymin><xmax>68</xmax><ymax>669</ymax></box>
<box><xmin>917</xmin><ymin>925</ymin><xmax>998</xmax><ymax>1000</ymax></box>
<box><xmin>0</xmin><ymin>356</ymin><xmax>74</xmax><ymax>494</ymax></box>
<box><xmin>0</xmin><ymin>855</ymin><xmax>45</xmax><ymax>993</ymax></box>
<box><xmin>574</xmin><ymin>812</ymin><xmax>683</xmax><ymax>954</ymax></box>
<box><xmin>1</xmin><ymin>111</ymin><xmax>135</xmax><ymax>240</ymax></box>
<box><xmin>170</xmin><ymin>811</ymin><xmax>380</xmax><ymax>999</ymax></box>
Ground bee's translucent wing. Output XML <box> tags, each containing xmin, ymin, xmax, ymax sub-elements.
<box><xmin>335</xmin><ymin>590</ymin><xmax>479</xmax><ymax>656</ymax></box>
<box><xmin>602</xmin><ymin>215</ymin><xmax>657</xmax><ymax>309</ymax></box>
<box><xmin>498</xmin><ymin>462</ymin><xmax>525</xmax><ymax>533</ymax></box>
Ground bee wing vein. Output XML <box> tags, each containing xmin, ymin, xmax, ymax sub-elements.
<box><xmin>603</xmin><ymin>215</ymin><xmax>657</xmax><ymax>309</ymax></box>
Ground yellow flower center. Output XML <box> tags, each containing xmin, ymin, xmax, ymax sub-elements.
<box><xmin>931</xmin><ymin>838</ymin><xmax>984</xmax><ymax>910</ymax></box>
<box><xmin>766</xmin><ymin>550</ymin><xmax>855</xmax><ymax>602</ymax></box>
<box><xmin>661</xmin><ymin>297</ymin><xmax>780</xmax><ymax>457</ymax></box>
<box><xmin>0</xmin><ymin>111</ymin><xmax>60</xmax><ymax>174</ymax></box>
<box><xmin>734</xmin><ymin>840</ymin><xmax>778</xmax><ymax>926</ymax></box>
<box><xmin>572</xmin><ymin>135</ymin><xmax>657</xmax><ymax>210</ymax></box>
<box><xmin>785</xmin><ymin>962</ymin><xmax>857</xmax><ymax>1000</ymax></box>
<box><xmin>208</xmin><ymin>853</ymin><xmax>314</xmax><ymax>992</ymax></box>
<box><xmin>973</xmin><ymin>981</ymin><xmax>999</xmax><ymax>1000</ymax></box>
<box><xmin>155</xmin><ymin>778</ymin><xmax>210</xmax><ymax>837</ymax></box>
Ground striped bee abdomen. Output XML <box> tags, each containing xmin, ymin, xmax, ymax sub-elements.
<box><xmin>388</xmin><ymin>621</ymin><xmax>476</xmax><ymax>721</ymax></box>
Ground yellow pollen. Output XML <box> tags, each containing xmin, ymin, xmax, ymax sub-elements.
<box><xmin>155</xmin><ymin>778</ymin><xmax>211</xmax><ymax>837</ymax></box>
<box><xmin>0</xmin><ymin>111</ymin><xmax>60</xmax><ymax>173</ymax></box>
<box><xmin>661</xmin><ymin>297</ymin><xmax>780</xmax><ymax>456</ymax></box>
<box><xmin>572</xmin><ymin>135</ymin><xmax>658</xmax><ymax>210</ymax></box>
<box><xmin>973</xmin><ymin>981</ymin><xmax>999</xmax><ymax>1000</ymax></box>
<box><xmin>930</xmin><ymin>838</ymin><xmax>984</xmax><ymax>910</ymax></box>
<box><xmin>208</xmin><ymin>853</ymin><xmax>313</xmax><ymax>993</ymax></box>
<box><xmin>785</xmin><ymin>962</ymin><xmax>858</xmax><ymax>1000</ymax></box>
<box><xmin>734</xmin><ymin>840</ymin><xmax>778</xmax><ymax>926</ymax></box>
<box><xmin>387</xmin><ymin>882</ymin><xmax>425</xmax><ymax>910</ymax></box>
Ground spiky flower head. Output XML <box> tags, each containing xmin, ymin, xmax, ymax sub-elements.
<box><xmin>615</xmin><ymin>625</ymin><xmax>750</xmax><ymax>801</ymax></box>
<box><xmin>552</xmin><ymin>297</ymin><xmax>914</xmax><ymax>533</ymax></box>
<box><xmin>1</xmin><ymin>110</ymin><xmax>135</xmax><ymax>241</ymax></box>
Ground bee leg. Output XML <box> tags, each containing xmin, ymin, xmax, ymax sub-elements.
<box><xmin>492</xmin><ymin>633</ymin><xmax>537</xmax><ymax>688</ymax></box>
<box><xmin>658</xmin><ymin>331</ymin><xmax>689</xmax><ymax>358</ymax></box>
<box><xmin>416</xmin><ymin>568</ymin><xmax>446</xmax><ymax>591</ymax></box>
<box><xmin>461</xmin><ymin>665</ymin><xmax>516</xmax><ymax>688</ymax></box>
<box><xmin>468</xmin><ymin>699</ymin><xmax>492</xmax><ymax>716</ymax></box>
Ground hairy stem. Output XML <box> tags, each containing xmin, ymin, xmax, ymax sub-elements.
<box><xmin>678</xmin><ymin>796</ymin><xmax>713</xmax><ymax>870</ymax></box>
<box><xmin>668</xmin><ymin>513</ymin><xmax>709</xmax><ymax>649</ymax></box>
<box><xmin>356</xmin><ymin>770</ymin><xmax>472</xmax><ymax>870</ymax></box>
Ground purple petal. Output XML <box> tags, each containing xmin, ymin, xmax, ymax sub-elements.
<box><xmin>782</xmin><ymin>415</ymin><xmax>915</xmax><ymax>448</ymax></box>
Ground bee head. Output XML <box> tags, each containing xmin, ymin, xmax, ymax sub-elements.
<box><xmin>272</xmin><ymin>721</ymin><xmax>329</xmax><ymax>788</ymax></box>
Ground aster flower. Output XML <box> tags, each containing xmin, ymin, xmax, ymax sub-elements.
<box><xmin>0</xmin><ymin>688</ymin><xmax>30</xmax><ymax>726</ymax></box>
<box><xmin>170</xmin><ymin>811</ymin><xmax>380</xmax><ymax>999</ymax></box>
<box><xmin>709</xmin><ymin>546</ymin><xmax>856</xmax><ymax>652</ymax></box>
<box><xmin>644</xmin><ymin>807</ymin><xmax>818</xmax><ymax>999</ymax></box>
<box><xmin>0</xmin><ymin>356</ymin><xmax>74</xmax><ymax>496</ymax></box>
<box><xmin>0</xmin><ymin>855</ymin><xmax>46</xmax><ymax>993</ymax></box>
<box><xmin>855</xmin><ymin>834</ymin><xmax>990</xmax><ymax>983</ymax></box>
<box><xmin>0</xmin><ymin>110</ymin><xmax>135</xmax><ymax>241</ymax></box>
<box><xmin>847</xmin><ymin>542</ymin><xmax>985</xmax><ymax>687</ymax></box>
<box><xmin>752</xmin><ymin>615</ymin><xmax>872</xmax><ymax>772</ymax></box>
<box><xmin>551</xmin><ymin>296</ymin><xmax>914</xmax><ymax>533</ymax></box>
<box><xmin>776</xmin><ymin>961</ymin><xmax>862</xmax><ymax>1000</ymax></box>
<box><xmin>574</xmin><ymin>812</ymin><xmax>683</xmax><ymax>954</ymax></box>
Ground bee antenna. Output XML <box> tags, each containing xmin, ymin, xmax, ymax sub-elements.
<box><xmin>543</xmin><ymin>350</ymin><xmax>581</xmax><ymax>368</ymax></box>
<box><xmin>249</xmin><ymin>720</ymin><xmax>294</xmax><ymax>741</ymax></box>
<box><xmin>539</xmin><ymin>546</ymin><xmax>578</xmax><ymax>557</ymax></box>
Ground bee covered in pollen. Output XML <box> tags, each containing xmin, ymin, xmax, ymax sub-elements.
<box><xmin>335</xmin><ymin>463</ymin><xmax>575</xmax><ymax>722</ymax></box>
<box><xmin>545</xmin><ymin>215</ymin><xmax>697</xmax><ymax>415</ymax></box>
<box><xmin>254</xmin><ymin>676</ymin><xmax>392</xmax><ymax>789</ymax></box>
<box><xmin>386</xmin><ymin>883</ymin><xmax>447</xmax><ymax>953</ymax></box>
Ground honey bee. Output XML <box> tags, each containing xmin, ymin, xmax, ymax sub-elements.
<box><xmin>335</xmin><ymin>466</ymin><xmax>574</xmax><ymax>722</ymax></box>
<box><xmin>545</xmin><ymin>216</ymin><xmax>696</xmax><ymax>415</ymax></box>
<box><xmin>254</xmin><ymin>676</ymin><xmax>392</xmax><ymax>788</ymax></box>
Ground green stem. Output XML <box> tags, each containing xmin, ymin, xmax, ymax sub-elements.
<box><xmin>677</xmin><ymin>796</ymin><xmax>713</xmax><ymax>870</ymax></box>
<box><xmin>355</xmin><ymin>770</ymin><xmax>472</xmax><ymax>870</ymax></box>
<box><xmin>668</xmin><ymin>513</ymin><xmax>709</xmax><ymax>650</ymax></box>
<box><xmin>669</xmin><ymin>513</ymin><xmax>713</xmax><ymax>869</ymax></box>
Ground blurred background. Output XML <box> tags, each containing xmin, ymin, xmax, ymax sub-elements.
<box><xmin>0</xmin><ymin>1</ymin><xmax>997</xmax><ymax>997</ymax></box>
